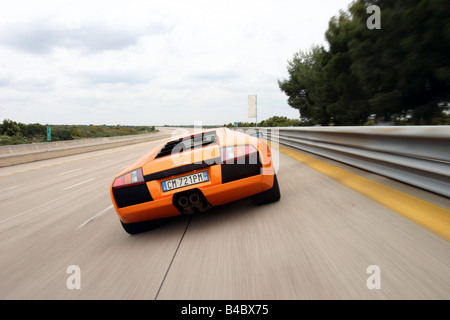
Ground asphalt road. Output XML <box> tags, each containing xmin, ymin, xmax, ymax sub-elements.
<box><xmin>1</xmin><ymin>128</ymin><xmax>449</xmax><ymax>300</ymax></box>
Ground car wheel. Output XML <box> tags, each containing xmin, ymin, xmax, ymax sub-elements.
<box><xmin>253</xmin><ymin>174</ymin><xmax>281</xmax><ymax>205</ymax></box>
<box><xmin>120</xmin><ymin>219</ymin><xmax>158</xmax><ymax>235</ymax></box>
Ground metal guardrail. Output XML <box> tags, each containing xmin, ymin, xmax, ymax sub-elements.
<box><xmin>241</xmin><ymin>126</ymin><xmax>450</xmax><ymax>198</ymax></box>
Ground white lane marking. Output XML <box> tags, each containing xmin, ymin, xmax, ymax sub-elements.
<box><xmin>0</xmin><ymin>196</ymin><xmax>62</xmax><ymax>225</ymax></box>
<box><xmin>0</xmin><ymin>186</ymin><xmax>17</xmax><ymax>192</ymax></box>
<box><xmin>76</xmin><ymin>205</ymin><xmax>114</xmax><ymax>230</ymax></box>
<box><xmin>64</xmin><ymin>178</ymin><xmax>96</xmax><ymax>190</ymax></box>
<box><xmin>58</xmin><ymin>168</ymin><xmax>81</xmax><ymax>176</ymax></box>
<box><xmin>101</xmin><ymin>160</ymin><xmax>112</xmax><ymax>164</ymax></box>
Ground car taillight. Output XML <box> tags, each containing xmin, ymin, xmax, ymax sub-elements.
<box><xmin>221</xmin><ymin>145</ymin><xmax>258</xmax><ymax>163</ymax></box>
<box><xmin>113</xmin><ymin>168</ymin><xmax>145</xmax><ymax>188</ymax></box>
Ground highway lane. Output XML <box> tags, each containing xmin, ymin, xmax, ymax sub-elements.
<box><xmin>0</xmin><ymin>130</ymin><xmax>190</xmax><ymax>299</ymax></box>
<box><xmin>0</xmin><ymin>129</ymin><xmax>449</xmax><ymax>299</ymax></box>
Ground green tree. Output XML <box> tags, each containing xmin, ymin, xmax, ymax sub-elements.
<box><xmin>279</xmin><ymin>0</ymin><xmax>450</xmax><ymax>125</ymax></box>
<box><xmin>1</xmin><ymin>119</ymin><xmax>21</xmax><ymax>136</ymax></box>
<box><xmin>278</xmin><ymin>46</ymin><xmax>333</xmax><ymax>125</ymax></box>
<box><xmin>349</xmin><ymin>0</ymin><xmax>450</xmax><ymax>124</ymax></box>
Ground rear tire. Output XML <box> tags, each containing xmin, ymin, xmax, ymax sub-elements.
<box><xmin>120</xmin><ymin>219</ymin><xmax>157</xmax><ymax>235</ymax></box>
<box><xmin>253</xmin><ymin>174</ymin><xmax>281</xmax><ymax>205</ymax></box>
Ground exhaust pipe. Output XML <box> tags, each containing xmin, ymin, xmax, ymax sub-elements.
<box><xmin>175</xmin><ymin>192</ymin><xmax>211</xmax><ymax>214</ymax></box>
<box><xmin>177</xmin><ymin>195</ymin><xmax>194</xmax><ymax>214</ymax></box>
<box><xmin>178</xmin><ymin>196</ymin><xmax>189</xmax><ymax>208</ymax></box>
<box><xmin>190</xmin><ymin>192</ymin><xmax>211</xmax><ymax>212</ymax></box>
<box><xmin>189</xmin><ymin>193</ymin><xmax>200</xmax><ymax>205</ymax></box>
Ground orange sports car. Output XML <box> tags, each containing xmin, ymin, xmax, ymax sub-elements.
<box><xmin>110</xmin><ymin>127</ymin><xmax>280</xmax><ymax>234</ymax></box>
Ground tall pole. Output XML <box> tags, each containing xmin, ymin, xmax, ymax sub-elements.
<box><xmin>248</xmin><ymin>94</ymin><xmax>257</xmax><ymax>128</ymax></box>
<box><xmin>255</xmin><ymin>94</ymin><xmax>258</xmax><ymax>128</ymax></box>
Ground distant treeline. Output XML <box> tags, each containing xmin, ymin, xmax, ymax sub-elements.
<box><xmin>0</xmin><ymin>119</ymin><xmax>157</xmax><ymax>145</ymax></box>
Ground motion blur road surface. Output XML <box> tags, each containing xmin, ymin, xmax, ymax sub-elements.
<box><xmin>1</xmin><ymin>128</ymin><xmax>449</xmax><ymax>299</ymax></box>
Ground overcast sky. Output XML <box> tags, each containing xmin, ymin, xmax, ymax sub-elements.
<box><xmin>0</xmin><ymin>0</ymin><xmax>353</xmax><ymax>126</ymax></box>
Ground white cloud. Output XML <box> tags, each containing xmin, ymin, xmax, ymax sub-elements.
<box><xmin>0</xmin><ymin>0</ymin><xmax>352</xmax><ymax>126</ymax></box>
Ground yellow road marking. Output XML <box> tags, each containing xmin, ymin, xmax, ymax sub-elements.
<box><xmin>278</xmin><ymin>145</ymin><xmax>450</xmax><ymax>241</ymax></box>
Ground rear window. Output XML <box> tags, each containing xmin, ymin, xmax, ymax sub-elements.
<box><xmin>155</xmin><ymin>131</ymin><xmax>217</xmax><ymax>159</ymax></box>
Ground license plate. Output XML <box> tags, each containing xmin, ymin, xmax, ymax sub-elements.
<box><xmin>161</xmin><ymin>171</ymin><xmax>209</xmax><ymax>192</ymax></box>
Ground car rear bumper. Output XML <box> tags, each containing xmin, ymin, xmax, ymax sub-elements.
<box><xmin>112</xmin><ymin>169</ymin><xmax>274</xmax><ymax>224</ymax></box>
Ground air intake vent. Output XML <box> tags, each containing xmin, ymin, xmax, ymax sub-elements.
<box><xmin>155</xmin><ymin>131</ymin><xmax>217</xmax><ymax>159</ymax></box>
<box><xmin>156</xmin><ymin>139</ymin><xmax>184</xmax><ymax>158</ymax></box>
